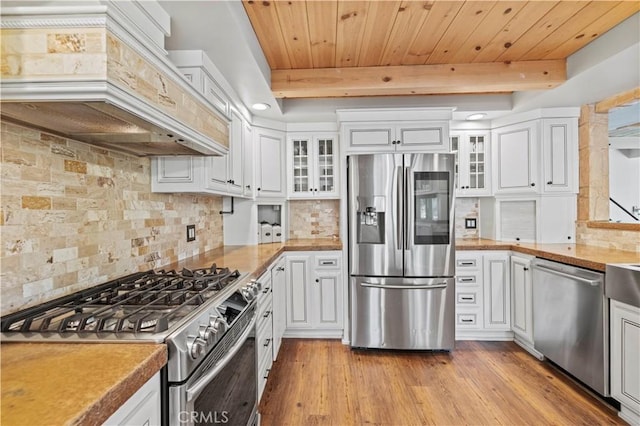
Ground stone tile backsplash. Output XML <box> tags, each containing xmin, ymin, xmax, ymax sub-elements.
<box><xmin>0</xmin><ymin>121</ymin><xmax>223</xmax><ymax>315</ymax></box>
<box><xmin>455</xmin><ymin>198</ymin><xmax>480</xmax><ymax>239</ymax></box>
<box><xmin>289</xmin><ymin>200</ymin><xmax>340</xmax><ymax>239</ymax></box>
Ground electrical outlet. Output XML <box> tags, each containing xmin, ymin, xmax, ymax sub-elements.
<box><xmin>186</xmin><ymin>224</ymin><xmax>196</xmax><ymax>242</ymax></box>
<box><xmin>465</xmin><ymin>218</ymin><xmax>477</xmax><ymax>229</ymax></box>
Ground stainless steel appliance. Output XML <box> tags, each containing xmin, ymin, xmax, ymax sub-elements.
<box><xmin>532</xmin><ymin>258</ymin><xmax>608</xmax><ymax>396</ymax></box>
<box><xmin>1</xmin><ymin>265</ymin><xmax>260</xmax><ymax>426</ymax></box>
<box><xmin>606</xmin><ymin>263</ymin><xmax>640</xmax><ymax>308</ymax></box>
<box><xmin>348</xmin><ymin>153</ymin><xmax>456</xmax><ymax>350</ymax></box>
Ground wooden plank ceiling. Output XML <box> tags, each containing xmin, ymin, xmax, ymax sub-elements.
<box><xmin>242</xmin><ymin>0</ymin><xmax>640</xmax><ymax>99</ymax></box>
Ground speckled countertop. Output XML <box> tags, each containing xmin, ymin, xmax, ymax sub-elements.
<box><xmin>456</xmin><ymin>238</ymin><xmax>640</xmax><ymax>271</ymax></box>
<box><xmin>0</xmin><ymin>343</ymin><xmax>167</xmax><ymax>426</ymax></box>
<box><xmin>0</xmin><ymin>238</ymin><xmax>341</xmax><ymax>425</ymax></box>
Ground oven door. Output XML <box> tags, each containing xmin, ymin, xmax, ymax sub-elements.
<box><xmin>169</xmin><ymin>314</ymin><xmax>257</xmax><ymax>426</ymax></box>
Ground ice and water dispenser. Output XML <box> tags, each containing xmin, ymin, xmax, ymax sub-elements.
<box><xmin>356</xmin><ymin>196</ymin><xmax>386</xmax><ymax>244</ymax></box>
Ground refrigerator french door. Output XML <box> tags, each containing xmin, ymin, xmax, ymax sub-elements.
<box><xmin>348</xmin><ymin>153</ymin><xmax>456</xmax><ymax>350</ymax></box>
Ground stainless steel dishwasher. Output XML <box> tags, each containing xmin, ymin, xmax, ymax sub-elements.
<box><xmin>532</xmin><ymin>258</ymin><xmax>608</xmax><ymax>396</ymax></box>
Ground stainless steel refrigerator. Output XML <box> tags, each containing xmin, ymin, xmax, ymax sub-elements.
<box><xmin>348</xmin><ymin>153</ymin><xmax>456</xmax><ymax>350</ymax></box>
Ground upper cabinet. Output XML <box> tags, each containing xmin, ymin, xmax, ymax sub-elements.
<box><xmin>451</xmin><ymin>130</ymin><xmax>491</xmax><ymax>197</ymax></box>
<box><xmin>287</xmin><ymin>133</ymin><xmax>339</xmax><ymax>199</ymax></box>
<box><xmin>255</xmin><ymin>127</ymin><xmax>286</xmax><ymax>199</ymax></box>
<box><xmin>491</xmin><ymin>109</ymin><xmax>579</xmax><ymax>196</ymax></box>
<box><xmin>205</xmin><ymin>110</ymin><xmax>244</xmax><ymax>195</ymax></box>
<box><xmin>492</xmin><ymin>121</ymin><xmax>539</xmax><ymax>195</ymax></box>
<box><xmin>337</xmin><ymin>108</ymin><xmax>452</xmax><ymax>154</ymax></box>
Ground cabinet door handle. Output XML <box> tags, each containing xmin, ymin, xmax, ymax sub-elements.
<box><xmin>263</xmin><ymin>338</ymin><xmax>271</xmax><ymax>347</ymax></box>
<box><xmin>523</xmin><ymin>267</ymin><xmax>529</xmax><ymax>271</ymax></box>
<box><xmin>246</xmin><ymin>185</ymin><xmax>251</xmax><ymax>189</ymax></box>
<box><xmin>263</xmin><ymin>310</ymin><xmax>272</xmax><ymax>318</ymax></box>
<box><xmin>461</xmin><ymin>319</ymin><xmax>474</xmax><ymax>323</ymax></box>
<box><xmin>263</xmin><ymin>368</ymin><xmax>271</xmax><ymax>380</ymax></box>
<box><xmin>459</xmin><ymin>261</ymin><xmax>475</xmax><ymax>266</ymax></box>
<box><xmin>458</xmin><ymin>277</ymin><xmax>475</xmax><ymax>282</ymax></box>
<box><xmin>277</xmin><ymin>266</ymin><xmax>285</xmax><ymax>271</ymax></box>
<box><xmin>547</xmin><ymin>181</ymin><xmax>552</xmax><ymax>185</ymax></box>
<box><xmin>262</xmin><ymin>288</ymin><xmax>270</xmax><ymax>294</ymax></box>
<box><xmin>460</xmin><ymin>297</ymin><xmax>474</xmax><ymax>301</ymax></box>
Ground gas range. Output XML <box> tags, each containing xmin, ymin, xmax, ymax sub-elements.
<box><xmin>1</xmin><ymin>264</ymin><xmax>261</xmax><ymax>382</ymax></box>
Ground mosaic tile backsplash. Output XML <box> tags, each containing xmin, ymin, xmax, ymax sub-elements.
<box><xmin>0</xmin><ymin>121</ymin><xmax>223</xmax><ymax>315</ymax></box>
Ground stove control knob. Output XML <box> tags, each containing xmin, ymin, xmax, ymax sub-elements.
<box><xmin>209</xmin><ymin>315</ymin><xmax>228</xmax><ymax>334</ymax></box>
<box><xmin>198</xmin><ymin>324</ymin><xmax>216</xmax><ymax>345</ymax></box>
<box><xmin>240</xmin><ymin>287</ymin><xmax>254</xmax><ymax>301</ymax></box>
<box><xmin>249</xmin><ymin>280</ymin><xmax>263</xmax><ymax>295</ymax></box>
<box><xmin>189</xmin><ymin>337</ymin><xmax>207</xmax><ymax>359</ymax></box>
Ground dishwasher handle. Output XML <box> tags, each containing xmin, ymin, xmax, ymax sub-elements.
<box><xmin>533</xmin><ymin>264</ymin><xmax>602</xmax><ymax>286</ymax></box>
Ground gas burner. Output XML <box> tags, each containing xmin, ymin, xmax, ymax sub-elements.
<box><xmin>63</xmin><ymin>314</ymin><xmax>96</xmax><ymax>331</ymax></box>
<box><xmin>126</xmin><ymin>315</ymin><xmax>158</xmax><ymax>330</ymax></box>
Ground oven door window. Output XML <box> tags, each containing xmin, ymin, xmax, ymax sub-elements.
<box><xmin>191</xmin><ymin>336</ymin><xmax>256</xmax><ymax>426</ymax></box>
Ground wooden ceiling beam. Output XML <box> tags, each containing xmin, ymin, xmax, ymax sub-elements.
<box><xmin>271</xmin><ymin>60</ymin><xmax>566</xmax><ymax>98</ymax></box>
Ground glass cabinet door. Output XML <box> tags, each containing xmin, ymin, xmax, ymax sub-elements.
<box><xmin>292</xmin><ymin>138</ymin><xmax>310</xmax><ymax>193</ymax></box>
<box><xmin>467</xmin><ymin>134</ymin><xmax>486</xmax><ymax>190</ymax></box>
<box><xmin>316</xmin><ymin>138</ymin><xmax>335</xmax><ymax>194</ymax></box>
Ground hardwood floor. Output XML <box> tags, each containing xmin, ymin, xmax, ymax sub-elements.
<box><xmin>259</xmin><ymin>340</ymin><xmax>623</xmax><ymax>426</ymax></box>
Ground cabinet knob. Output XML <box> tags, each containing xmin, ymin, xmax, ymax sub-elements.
<box><xmin>391</xmin><ymin>140</ymin><xmax>396</xmax><ymax>145</ymax></box>
<box><xmin>315</xmin><ymin>279</ymin><xmax>319</xmax><ymax>283</ymax></box>
<box><xmin>516</xmin><ymin>237</ymin><xmax>520</xmax><ymax>241</ymax></box>
<box><xmin>257</xmin><ymin>187</ymin><xmax>261</xmax><ymax>191</ymax></box>
<box><xmin>523</xmin><ymin>267</ymin><xmax>529</xmax><ymax>271</ymax></box>
<box><xmin>530</xmin><ymin>183</ymin><xmax>536</xmax><ymax>187</ymax></box>
<box><xmin>568</xmin><ymin>236</ymin><xmax>572</xmax><ymax>240</ymax></box>
<box><xmin>314</xmin><ymin>188</ymin><xmax>318</xmax><ymax>192</ymax></box>
<box><xmin>547</xmin><ymin>181</ymin><xmax>552</xmax><ymax>185</ymax></box>
<box><xmin>246</xmin><ymin>185</ymin><xmax>251</xmax><ymax>189</ymax></box>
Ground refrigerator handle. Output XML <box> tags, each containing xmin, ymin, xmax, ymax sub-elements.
<box><xmin>404</xmin><ymin>166</ymin><xmax>410</xmax><ymax>251</ymax></box>
<box><xmin>396</xmin><ymin>165</ymin><xmax>403</xmax><ymax>251</ymax></box>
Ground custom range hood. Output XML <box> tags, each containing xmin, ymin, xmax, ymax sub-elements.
<box><xmin>0</xmin><ymin>5</ymin><xmax>229</xmax><ymax>156</ymax></box>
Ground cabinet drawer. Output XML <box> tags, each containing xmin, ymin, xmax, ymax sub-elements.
<box><xmin>456</xmin><ymin>275</ymin><xmax>479</xmax><ymax>285</ymax></box>
<box><xmin>257</xmin><ymin>315</ymin><xmax>273</xmax><ymax>366</ymax></box>
<box><xmin>456</xmin><ymin>312</ymin><xmax>480</xmax><ymax>328</ymax></box>
<box><xmin>257</xmin><ymin>349</ymin><xmax>274</xmax><ymax>402</ymax></box>
<box><xmin>315</xmin><ymin>255</ymin><xmax>341</xmax><ymax>270</ymax></box>
<box><xmin>456</xmin><ymin>291</ymin><xmax>479</xmax><ymax>306</ymax></box>
<box><xmin>456</xmin><ymin>258</ymin><xmax>479</xmax><ymax>269</ymax></box>
<box><xmin>257</xmin><ymin>293</ymin><xmax>273</xmax><ymax>333</ymax></box>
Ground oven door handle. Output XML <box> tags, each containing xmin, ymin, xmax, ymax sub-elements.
<box><xmin>186</xmin><ymin>314</ymin><xmax>257</xmax><ymax>402</ymax></box>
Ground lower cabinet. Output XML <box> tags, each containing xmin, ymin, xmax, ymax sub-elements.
<box><xmin>510</xmin><ymin>254</ymin><xmax>535</xmax><ymax>349</ymax></box>
<box><xmin>270</xmin><ymin>256</ymin><xmax>286</xmax><ymax>360</ymax></box>
<box><xmin>285</xmin><ymin>251</ymin><xmax>343</xmax><ymax>338</ymax></box>
<box><xmin>103</xmin><ymin>371</ymin><xmax>160</xmax><ymax>426</ymax></box>
<box><xmin>455</xmin><ymin>251</ymin><xmax>512</xmax><ymax>340</ymax></box>
<box><xmin>610</xmin><ymin>299</ymin><xmax>640</xmax><ymax>424</ymax></box>
<box><xmin>256</xmin><ymin>270</ymin><xmax>273</xmax><ymax>402</ymax></box>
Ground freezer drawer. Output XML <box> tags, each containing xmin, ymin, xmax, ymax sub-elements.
<box><xmin>350</xmin><ymin>276</ymin><xmax>455</xmax><ymax>350</ymax></box>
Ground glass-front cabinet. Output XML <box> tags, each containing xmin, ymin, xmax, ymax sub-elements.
<box><xmin>450</xmin><ymin>130</ymin><xmax>491</xmax><ymax>197</ymax></box>
<box><xmin>287</xmin><ymin>133</ymin><xmax>339</xmax><ymax>199</ymax></box>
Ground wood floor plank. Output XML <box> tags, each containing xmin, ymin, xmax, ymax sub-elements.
<box><xmin>259</xmin><ymin>340</ymin><xmax>623</xmax><ymax>426</ymax></box>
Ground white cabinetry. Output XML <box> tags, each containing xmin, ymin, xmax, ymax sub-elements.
<box><xmin>479</xmin><ymin>195</ymin><xmax>576</xmax><ymax>243</ymax></box>
<box><xmin>287</xmin><ymin>133</ymin><xmax>339</xmax><ymax>199</ymax></box>
<box><xmin>242</xmin><ymin>122</ymin><xmax>254</xmax><ymax>198</ymax></box>
<box><xmin>491</xmin><ymin>110</ymin><xmax>579</xmax><ymax>196</ymax></box>
<box><xmin>510</xmin><ymin>254</ymin><xmax>534</xmax><ymax>347</ymax></box>
<box><xmin>492</xmin><ymin>121</ymin><xmax>539</xmax><ymax>195</ymax></box>
<box><xmin>610</xmin><ymin>299</ymin><xmax>640</xmax><ymax>425</ymax></box>
<box><xmin>256</xmin><ymin>270</ymin><xmax>273</xmax><ymax>402</ymax></box>
<box><xmin>483</xmin><ymin>252</ymin><xmax>511</xmax><ymax>331</ymax></box>
<box><xmin>451</xmin><ymin>130</ymin><xmax>491</xmax><ymax>197</ymax></box>
<box><xmin>205</xmin><ymin>110</ymin><xmax>243</xmax><ymax>195</ymax></box>
<box><xmin>270</xmin><ymin>256</ymin><xmax>286</xmax><ymax>360</ymax></box>
<box><xmin>285</xmin><ymin>251</ymin><xmax>343</xmax><ymax>338</ymax></box>
<box><xmin>342</xmin><ymin>121</ymin><xmax>449</xmax><ymax>153</ymax></box>
<box><xmin>103</xmin><ymin>372</ymin><xmax>160</xmax><ymax>426</ymax></box>
<box><xmin>542</xmin><ymin>118</ymin><xmax>578</xmax><ymax>193</ymax></box>
<box><xmin>255</xmin><ymin>127</ymin><xmax>286</xmax><ymax>199</ymax></box>
<box><xmin>455</xmin><ymin>251</ymin><xmax>513</xmax><ymax>340</ymax></box>
<box><xmin>337</xmin><ymin>108</ymin><xmax>452</xmax><ymax>154</ymax></box>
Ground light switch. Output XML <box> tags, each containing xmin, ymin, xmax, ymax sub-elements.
<box><xmin>186</xmin><ymin>224</ymin><xmax>196</xmax><ymax>242</ymax></box>
<box><xmin>465</xmin><ymin>218</ymin><xmax>477</xmax><ymax>229</ymax></box>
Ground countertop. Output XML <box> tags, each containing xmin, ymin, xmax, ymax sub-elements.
<box><xmin>456</xmin><ymin>238</ymin><xmax>640</xmax><ymax>272</ymax></box>
<box><xmin>0</xmin><ymin>238</ymin><xmax>340</xmax><ymax>425</ymax></box>
<box><xmin>0</xmin><ymin>343</ymin><xmax>167</xmax><ymax>425</ymax></box>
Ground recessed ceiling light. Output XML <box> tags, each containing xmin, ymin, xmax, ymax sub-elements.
<box><xmin>252</xmin><ymin>103</ymin><xmax>271</xmax><ymax>111</ymax></box>
<box><xmin>466</xmin><ymin>113</ymin><xmax>486</xmax><ymax>121</ymax></box>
